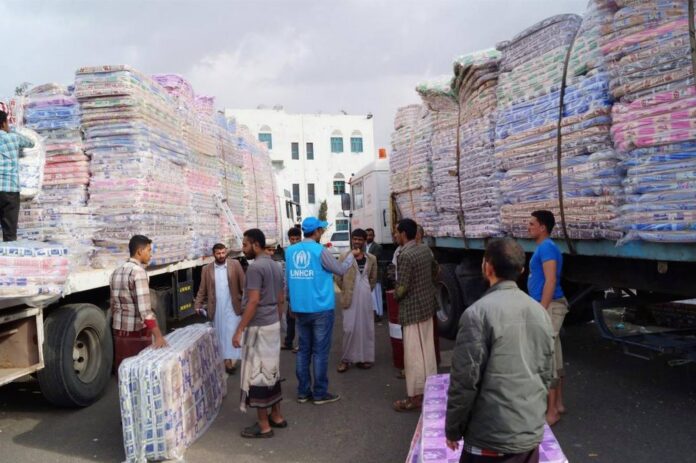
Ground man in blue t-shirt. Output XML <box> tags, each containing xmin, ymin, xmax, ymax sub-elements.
<box><xmin>528</xmin><ymin>210</ymin><xmax>568</xmax><ymax>427</ymax></box>
<box><xmin>285</xmin><ymin>217</ymin><xmax>359</xmax><ymax>405</ymax></box>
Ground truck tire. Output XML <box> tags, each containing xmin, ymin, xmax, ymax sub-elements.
<box><xmin>436</xmin><ymin>264</ymin><xmax>464</xmax><ymax>339</ymax></box>
<box><xmin>38</xmin><ymin>304</ymin><xmax>113</xmax><ymax>408</ymax></box>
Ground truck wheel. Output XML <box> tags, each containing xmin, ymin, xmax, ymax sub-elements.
<box><xmin>38</xmin><ymin>304</ymin><xmax>113</xmax><ymax>408</ymax></box>
<box><xmin>436</xmin><ymin>264</ymin><xmax>464</xmax><ymax>339</ymax></box>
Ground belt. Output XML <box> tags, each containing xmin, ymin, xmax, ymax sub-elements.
<box><xmin>113</xmin><ymin>328</ymin><xmax>149</xmax><ymax>338</ymax></box>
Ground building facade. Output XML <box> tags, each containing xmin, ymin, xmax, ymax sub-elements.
<box><xmin>224</xmin><ymin>107</ymin><xmax>376</xmax><ymax>239</ymax></box>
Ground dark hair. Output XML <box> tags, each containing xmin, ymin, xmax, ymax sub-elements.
<box><xmin>396</xmin><ymin>218</ymin><xmax>417</xmax><ymax>240</ymax></box>
<box><xmin>484</xmin><ymin>238</ymin><xmax>526</xmax><ymax>281</ymax></box>
<box><xmin>351</xmin><ymin>228</ymin><xmax>367</xmax><ymax>239</ymax></box>
<box><xmin>129</xmin><ymin>235</ymin><xmax>152</xmax><ymax>257</ymax></box>
<box><xmin>243</xmin><ymin>228</ymin><xmax>266</xmax><ymax>248</ymax></box>
<box><xmin>212</xmin><ymin>243</ymin><xmax>227</xmax><ymax>253</ymax></box>
<box><xmin>0</xmin><ymin>110</ymin><xmax>7</xmax><ymax>127</ymax></box>
<box><xmin>365</xmin><ymin>228</ymin><xmax>375</xmax><ymax>234</ymax></box>
<box><xmin>532</xmin><ymin>210</ymin><xmax>556</xmax><ymax>234</ymax></box>
<box><xmin>287</xmin><ymin>227</ymin><xmax>302</xmax><ymax>238</ymax></box>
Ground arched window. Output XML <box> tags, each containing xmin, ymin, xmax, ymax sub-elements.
<box><xmin>350</xmin><ymin>130</ymin><xmax>363</xmax><ymax>153</ymax></box>
<box><xmin>258</xmin><ymin>125</ymin><xmax>272</xmax><ymax>149</ymax></box>
<box><xmin>330</xmin><ymin>130</ymin><xmax>344</xmax><ymax>153</ymax></box>
<box><xmin>333</xmin><ymin>173</ymin><xmax>346</xmax><ymax>195</ymax></box>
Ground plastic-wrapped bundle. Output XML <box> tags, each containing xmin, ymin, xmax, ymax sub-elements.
<box><xmin>217</xmin><ymin>115</ymin><xmax>246</xmax><ymax>238</ymax></box>
<box><xmin>16</xmin><ymin>128</ymin><xmax>45</xmax><ymax>200</ymax></box>
<box><xmin>76</xmin><ymin>65</ymin><xmax>191</xmax><ymax>267</ymax></box>
<box><xmin>599</xmin><ymin>1</ymin><xmax>696</xmax><ymax>242</ymax></box>
<box><xmin>119</xmin><ymin>324</ymin><xmax>226</xmax><ymax>463</ymax></box>
<box><xmin>0</xmin><ymin>241</ymin><xmax>70</xmax><ymax>297</ymax></box>
<box><xmin>390</xmin><ymin>105</ymin><xmax>440</xmax><ymax>235</ymax></box>
<box><xmin>417</xmin><ymin>77</ymin><xmax>460</xmax><ymax>237</ymax></box>
<box><xmin>454</xmin><ymin>49</ymin><xmax>504</xmax><ymax>238</ymax></box>
<box><xmin>496</xmin><ymin>10</ymin><xmax>624</xmax><ymax>240</ymax></box>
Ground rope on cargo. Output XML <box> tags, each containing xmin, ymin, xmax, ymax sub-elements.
<box><xmin>689</xmin><ymin>0</ymin><xmax>696</xmax><ymax>88</ymax></box>
<box><xmin>406</xmin><ymin>120</ymin><xmax>416</xmax><ymax>218</ymax></box>
<box><xmin>454</xmin><ymin>99</ymin><xmax>468</xmax><ymax>248</ymax></box>
<box><xmin>554</xmin><ymin>23</ymin><xmax>580</xmax><ymax>255</ymax></box>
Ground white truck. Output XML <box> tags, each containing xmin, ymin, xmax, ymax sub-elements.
<box><xmin>349</xmin><ymin>158</ymin><xmax>392</xmax><ymax>244</ymax></box>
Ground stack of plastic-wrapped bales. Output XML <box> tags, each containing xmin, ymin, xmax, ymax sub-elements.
<box><xmin>601</xmin><ymin>1</ymin><xmax>696</xmax><ymax>243</ymax></box>
<box><xmin>75</xmin><ymin>65</ymin><xmax>190</xmax><ymax>267</ymax></box>
<box><xmin>20</xmin><ymin>84</ymin><xmax>99</xmax><ymax>267</ymax></box>
<box><xmin>495</xmin><ymin>13</ymin><xmax>624</xmax><ymax>240</ymax></box>
<box><xmin>416</xmin><ymin>78</ymin><xmax>461</xmax><ymax>237</ymax></box>
<box><xmin>0</xmin><ymin>241</ymin><xmax>70</xmax><ymax>298</ymax></box>
<box><xmin>216</xmin><ymin>114</ymin><xmax>245</xmax><ymax>243</ymax></box>
<box><xmin>453</xmin><ymin>49</ymin><xmax>504</xmax><ymax>238</ymax></box>
<box><xmin>389</xmin><ymin>104</ymin><xmax>439</xmax><ymax>236</ymax></box>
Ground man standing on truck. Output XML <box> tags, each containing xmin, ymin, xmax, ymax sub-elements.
<box><xmin>446</xmin><ymin>238</ymin><xmax>554</xmax><ymax>462</ymax></box>
<box><xmin>233</xmin><ymin>229</ymin><xmax>286</xmax><ymax>438</ymax></box>
<box><xmin>335</xmin><ymin>228</ymin><xmax>378</xmax><ymax>373</ymax></box>
<box><xmin>365</xmin><ymin>228</ymin><xmax>384</xmax><ymax>321</ymax></box>
<box><xmin>110</xmin><ymin>235</ymin><xmax>167</xmax><ymax>373</ymax></box>
<box><xmin>194</xmin><ymin>243</ymin><xmax>245</xmax><ymax>375</ymax></box>
<box><xmin>528</xmin><ymin>210</ymin><xmax>569</xmax><ymax>426</ymax></box>
<box><xmin>282</xmin><ymin>227</ymin><xmax>302</xmax><ymax>352</ymax></box>
<box><xmin>0</xmin><ymin>110</ymin><xmax>35</xmax><ymax>242</ymax></box>
<box><xmin>286</xmin><ymin>217</ymin><xmax>358</xmax><ymax>404</ymax></box>
<box><xmin>392</xmin><ymin>218</ymin><xmax>439</xmax><ymax>412</ymax></box>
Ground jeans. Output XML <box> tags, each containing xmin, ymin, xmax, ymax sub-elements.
<box><xmin>0</xmin><ymin>192</ymin><xmax>19</xmax><ymax>242</ymax></box>
<box><xmin>284</xmin><ymin>307</ymin><xmax>296</xmax><ymax>348</ymax></box>
<box><xmin>295</xmin><ymin>310</ymin><xmax>334</xmax><ymax>399</ymax></box>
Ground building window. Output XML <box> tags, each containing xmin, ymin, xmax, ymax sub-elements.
<box><xmin>336</xmin><ymin>218</ymin><xmax>349</xmax><ymax>232</ymax></box>
<box><xmin>333</xmin><ymin>181</ymin><xmax>346</xmax><ymax>195</ymax></box>
<box><xmin>307</xmin><ymin>183</ymin><xmax>315</xmax><ymax>204</ymax></box>
<box><xmin>259</xmin><ymin>133</ymin><xmax>272</xmax><ymax>150</ymax></box>
<box><xmin>291</xmin><ymin>142</ymin><xmax>299</xmax><ymax>160</ymax></box>
<box><xmin>306</xmin><ymin>142</ymin><xmax>314</xmax><ymax>160</ymax></box>
<box><xmin>292</xmin><ymin>183</ymin><xmax>300</xmax><ymax>204</ymax></box>
<box><xmin>331</xmin><ymin>137</ymin><xmax>344</xmax><ymax>153</ymax></box>
<box><xmin>350</xmin><ymin>137</ymin><xmax>363</xmax><ymax>153</ymax></box>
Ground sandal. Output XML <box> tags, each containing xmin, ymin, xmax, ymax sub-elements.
<box><xmin>337</xmin><ymin>361</ymin><xmax>350</xmax><ymax>373</ymax></box>
<box><xmin>393</xmin><ymin>398</ymin><xmax>421</xmax><ymax>413</ymax></box>
<box><xmin>241</xmin><ymin>423</ymin><xmax>274</xmax><ymax>438</ymax></box>
<box><xmin>269</xmin><ymin>419</ymin><xmax>288</xmax><ymax>429</ymax></box>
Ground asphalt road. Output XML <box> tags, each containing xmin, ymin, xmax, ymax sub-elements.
<box><xmin>1</xmin><ymin>317</ymin><xmax>695</xmax><ymax>462</ymax></box>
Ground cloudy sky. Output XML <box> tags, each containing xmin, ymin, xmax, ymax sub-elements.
<box><xmin>1</xmin><ymin>0</ymin><xmax>587</xmax><ymax>149</ymax></box>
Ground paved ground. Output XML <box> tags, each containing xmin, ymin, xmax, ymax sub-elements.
<box><xmin>1</xmin><ymin>317</ymin><xmax>695</xmax><ymax>462</ymax></box>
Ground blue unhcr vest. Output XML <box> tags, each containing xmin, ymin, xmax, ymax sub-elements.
<box><xmin>285</xmin><ymin>241</ymin><xmax>335</xmax><ymax>313</ymax></box>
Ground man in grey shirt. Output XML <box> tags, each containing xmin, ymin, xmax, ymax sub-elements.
<box><xmin>234</xmin><ymin>228</ymin><xmax>286</xmax><ymax>438</ymax></box>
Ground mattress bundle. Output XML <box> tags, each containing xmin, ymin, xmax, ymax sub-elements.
<box><xmin>454</xmin><ymin>49</ymin><xmax>504</xmax><ymax>238</ymax></box>
<box><xmin>0</xmin><ymin>241</ymin><xmax>70</xmax><ymax>298</ymax></box>
<box><xmin>118</xmin><ymin>324</ymin><xmax>226</xmax><ymax>463</ymax></box>
<box><xmin>390</xmin><ymin>104</ymin><xmax>440</xmax><ymax>235</ymax></box>
<box><xmin>75</xmin><ymin>65</ymin><xmax>191</xmax><ymax>267</ymax></box>
<box><xmin>601</xmin><ymin>1</ymin><xmax>696</xmax><ymax>243</ymax></box>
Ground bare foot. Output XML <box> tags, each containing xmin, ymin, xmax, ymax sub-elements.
<box><xmin>546</xmin><ymin>412</ymin><xmax>561</xmax><ymax>426</ymax></box>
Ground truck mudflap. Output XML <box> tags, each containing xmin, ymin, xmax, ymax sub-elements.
<box><xmin>592</xmin><ymin>296</ymin><xmax>696</xmax><ymax>363</ymax></box>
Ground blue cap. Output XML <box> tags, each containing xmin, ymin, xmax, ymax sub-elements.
<box><xmin>302</xmin><ymin>217</ymin><xmax>329</xmax><ymax>234</ymax></box>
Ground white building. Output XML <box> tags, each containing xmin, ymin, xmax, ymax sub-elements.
<box><xmin>225</xmin><ymin>107</ymin><xmax>376</xmax><ymax>240</ymax></box>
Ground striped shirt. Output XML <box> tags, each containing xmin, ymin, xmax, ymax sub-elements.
<box><xmin>0</xmin><ymin>130</ymin><xmax>34</xmax><ymax>192</ymax></box>
<box><xmin>110</xmin><ymin>258</ymin><xmax>155</xmax><ymax>332</ymax></box>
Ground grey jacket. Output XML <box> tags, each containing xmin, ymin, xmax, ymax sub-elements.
<box><xmin>445</xmin><ymin>281</ymin><xmax>554</xmax><ymax>454</ymax></box>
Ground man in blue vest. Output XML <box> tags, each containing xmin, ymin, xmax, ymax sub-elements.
<box><xmin>286</xmin><ymin>217</ymin><xmax>359</xmax><ymax>405</ymax></box>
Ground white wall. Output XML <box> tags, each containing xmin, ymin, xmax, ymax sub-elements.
<box><xmin>224</xmin><ymin>108</ymin><xmax>376</xmax><ymax>236</ymax></box>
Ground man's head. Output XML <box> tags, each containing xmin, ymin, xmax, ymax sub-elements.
<box><xmin>482</xmin><ymin>238</ymin><xmax>525</xmax><ymax>284</ymax></box>
<box><xmin>242</xmin><ymin>228</ymin><xmax>266</xmax><ymax>259</ymax></box>
<box><xmin>265</xmin><ymin>238</ymin><xmax>278</xmax><ymax>256</ymax></box>
<box><xmin>351</xmin><ymin>228</ymin><xmax>367</xmax><ymax>251</ymax></box>
<box><xmin>287</xmin><ymin>226</ymin><xmax>302</xmax><ymax>245</ymax></box>
<box><xmin>529</xmin><ymin>210</ymin><xmax>555</xmax><ymax>240</ymax></box>
<box><xmin>415</xmin><ymin>225</ymin><xmax>425</xmax><ymax>244</ymax></box>
<box><xmin>301</xmin><ymin>216</ymin><xmax>329</xmax><ymax>242</ymax></box>
<box><xmin>366</xmin><ymin>228</ymin><xmax>375</xmax><ymax>244</ymax></box>
<box><xmin>0</xmin><ymin>111</ymin><xmax>9</xmax><ymax>132</ymax></box>
<box><xmin>396</xmin><ymin>218</ymin><xmax>417</xmax><ymax>246</ymax></box>
<box><xmin>212</xmin><ymin>243</ymin><xmax>227</xmax><ymax>265</ymax></box>
<box><xmin>129</xmin><ymin>235</ymin><xmax>153</xmax><ymax>265</ymax></box>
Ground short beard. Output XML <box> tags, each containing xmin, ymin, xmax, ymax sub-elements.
<box><xmin>215</xmin><ymin>256</ymin><xmax>226</xmax><ymax>264</ymax></box>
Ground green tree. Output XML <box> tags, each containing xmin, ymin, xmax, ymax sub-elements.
<box><xmin>14</xmin><ymin>82</ymin><xmax>32</xmax><ymax>96</ymax></box>
<box><xmin>318</xmin><ymin>200</ymin><xmax>328</xmax><ymax>221</ymax></box>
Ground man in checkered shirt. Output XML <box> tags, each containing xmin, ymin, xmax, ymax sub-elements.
<box><xmin>110</xmin><ymin>235</ymin><xmax>168</xmax><ymax>372</ymax></box>
<box><xmin>0</xmin><ymin>110</ymin><xmax>34</xmax><ymax>241</ymax></box>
